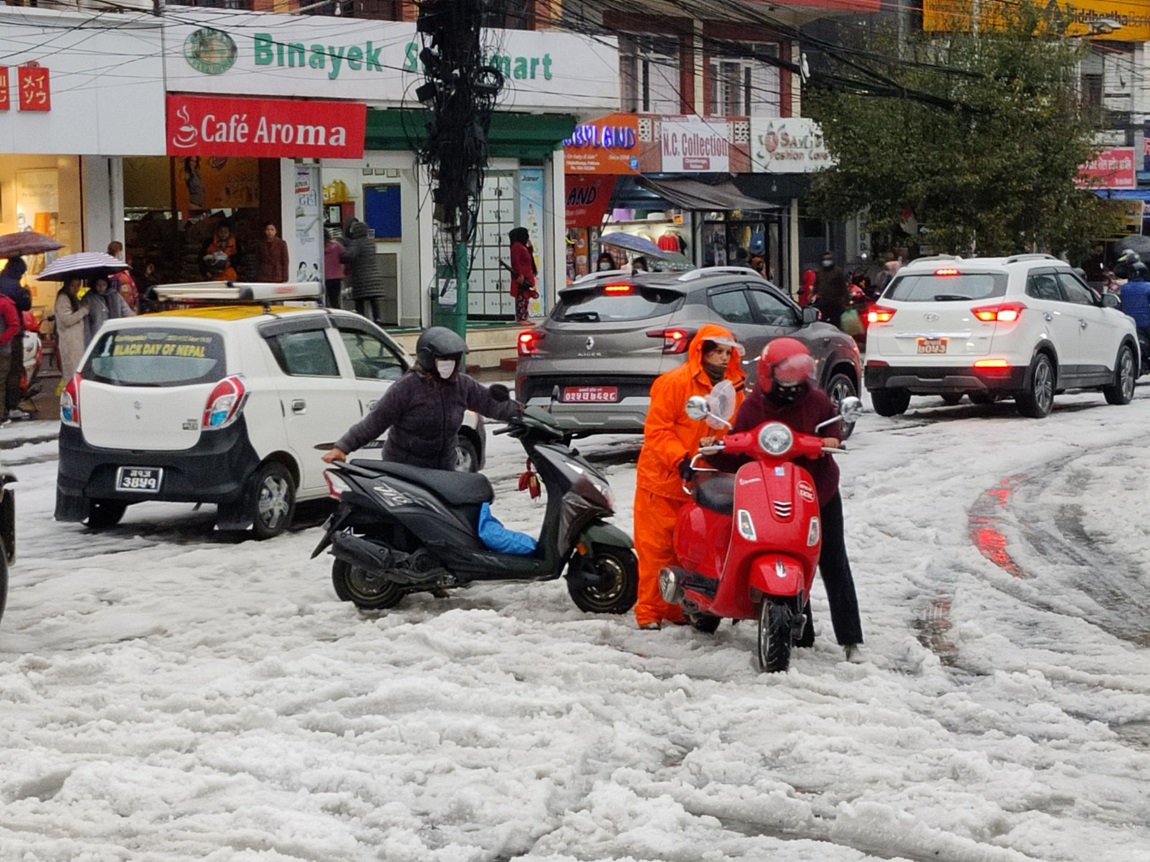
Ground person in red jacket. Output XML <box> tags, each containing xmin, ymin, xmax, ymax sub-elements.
<box><xmin>0</xmin><ymin>292</ymin><xmax>20</xmax><ymax>424</ymax></box>
<box><xmin>713</xmin><ymin>337</ymin><xmax>863</xmax><ymax>660</ymax></box>
<box><xmin>632</xmin><ymin>323</ymin><xmax>746</xmax><ymax>630</ymax></box>
<box><xmin>508</xmin><ymin>227</ymin><xmax>537</xmax><ymax>323</ymax></box>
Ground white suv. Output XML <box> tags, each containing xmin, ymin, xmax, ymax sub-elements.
<box><xmin>55</xmin><ymin>284</ymin><xmax>486</xmax><ymax>539</ymax></box>
<box><xmin>864</xmin><ymin>254</ymin><xmax>1139</xmax><ymax>418</ymax></box>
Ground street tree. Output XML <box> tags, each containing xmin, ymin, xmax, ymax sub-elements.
<box><xmin>803</xmin><ymin>1</ymin><xmax>1127</xmax><ymax>262</ymax></box>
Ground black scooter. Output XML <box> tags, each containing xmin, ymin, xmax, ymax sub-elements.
<box><xmin>311</xmin><ymin>404</ymin><xmax>638</xmax><ymax>614</ymax></box>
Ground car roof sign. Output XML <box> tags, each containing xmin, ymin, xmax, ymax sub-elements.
<box><xmin>153</xmin><ymin>282</ymin><xmax>324</xmax><ymax>304</ymax></box>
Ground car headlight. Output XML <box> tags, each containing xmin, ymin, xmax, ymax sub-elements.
<box><xmin>757</xmin><ymin>422</ymin><xmax>793</xmax><ymax>456</ymax></box>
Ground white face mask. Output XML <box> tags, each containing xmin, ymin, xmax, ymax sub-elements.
<box><xmin>435</xmin><ymin>359</ymin><xmax>456</xmax><ymax>380</ymax></box>
<box><xmin>598</xmin><ymin>262</ymin><xmax>612</xmax><ymax>271</ymax></box>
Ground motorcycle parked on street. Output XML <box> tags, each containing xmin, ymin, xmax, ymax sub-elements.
<box><xmin>659</xmin><ymin>394</ymin><xmax>863</xmax><ymax>672</ymax></box>
<box><xmin>312</xmin><ymin>402</ymin><xmax>639</xmax><ymax>615</ymax></box>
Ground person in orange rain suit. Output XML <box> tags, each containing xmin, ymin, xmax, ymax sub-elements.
<box><xmin>632</xmin><ymin>322</ymin><xmax>746</xmax><ymax>629</ymax></box>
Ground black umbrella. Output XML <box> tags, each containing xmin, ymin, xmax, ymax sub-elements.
<box><xmin>0</xmin><ymin>230</ymin><xmax>64</xmax><ymax>258</ymax></box>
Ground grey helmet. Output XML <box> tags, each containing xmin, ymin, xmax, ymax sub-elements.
<box><xmin>415</xmin><ymin>326</ymin><xmax>469</xmax><ymax>373</ymax></box>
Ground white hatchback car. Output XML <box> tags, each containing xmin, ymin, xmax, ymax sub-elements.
<box><xmin>864</xmin><ymin>254</ymin><xmax>1139</xmax><ymax>418</ymax></box>
<box><xmin>55</xmin><ymin>284</ymin><xmax>486</xmax><ymax>538</ymax></box>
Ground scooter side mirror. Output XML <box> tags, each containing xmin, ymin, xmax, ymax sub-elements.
<box><xmin>685</xmin><ymin>395</ymin><xmax>710</xmax><ymax>421</ymax></box>
<box><xmin>839</xmin><ymin>395</ymin><xmax>863</xmax><ymax>423</ymax></box>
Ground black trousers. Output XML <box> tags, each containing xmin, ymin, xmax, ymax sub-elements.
<box><xmin>5</xmin><ymin>333</ymin><xmax>22</xmax><ymax>412</ymax></box>
<box><xmin>811</xmin><ymin>492</ymin><xmax>863</xmax><ymax>645</ymax></box>
<box><xmin>325</xmin><ymin>279</ymin><xmax>343</xmax><ymax>309</ymax></box>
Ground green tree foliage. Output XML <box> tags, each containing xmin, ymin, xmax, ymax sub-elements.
<box><xmin>804</xmin><ymin>2</ymin><xmax>1127</xmax><ymax>261</ymax></box>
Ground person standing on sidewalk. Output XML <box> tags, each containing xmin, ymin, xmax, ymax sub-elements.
<box><xmin>0</xmin><ymin>257</ymin><xmax>32</xmax><ymax>421</ymax></box>
<box><xmin>255</xmin><ymin>221</ymin><xmax>290</xmax><ymax>283</ymax></box>
<box><xmin>0</xmin><ymin>290</ymin><xmax>20</xmax><ymax>424</ymax></box>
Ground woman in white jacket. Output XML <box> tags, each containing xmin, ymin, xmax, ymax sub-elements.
<box><xmin>54</xmin><ymin>277</ymin><xmax>89</xmax><ymax>385</ymax></box>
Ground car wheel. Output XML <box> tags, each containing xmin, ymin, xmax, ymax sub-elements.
<box><xmin>870</xmin><ymin>387</ymin><xmax>910</xmax><ymax>417</ymax></box>
<box><xmin>823</xmin><ymin>371</ymin><xmax>859</xmax><ymax>440</ymax></box>
<box><xmin>1104</xmin><ymin>343</ymin><xmax>1137</xmax><ymax>405</ymax></box>
<box><xmin>249</xmin><ymin>462</ymin><xmax>295</xmax><ymax>540</ymax></box>
<box><xmin>940</xmin><ymin>393</ymin><xmax>964</xmax><ymax>405</ymax></box>
<box><xmin>454</xmin><ymin>435</ymin><xmax>480</xmax><ymax>473</ymax></box>
<box><xmin>86</xmin><ymin>499</ymin><xmax>127</xmax><ymax>529</ymax></box>
<box><xmin>1016</xmin><ymin>353</ymin><xmax>1055</xmax><ymax>418</ymax></box>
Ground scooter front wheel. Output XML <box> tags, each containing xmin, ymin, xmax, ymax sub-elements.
<box><xmin>567</xmin><ymin>545</ymin><xmax>638</xmax><ymax>614</ymax></box>
<box><xmin>332</xmin><ymin>559</ymin><xmax>405</xmax><ymax>610</ymax></box>
<box><xmin>757</xmin><ymin>598</ymin><xmax>794</xmax><ymax>673</ymax></box>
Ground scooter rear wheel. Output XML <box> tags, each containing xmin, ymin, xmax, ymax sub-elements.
<box><xmin>332</xmin><ymin>559</ymin><xmax>405</xmax><ymax>610</ymax></box>
<box><xmin>757</xmin><ymin>598</ymin><xmax>793</xmax><ymax>673</ymax></box>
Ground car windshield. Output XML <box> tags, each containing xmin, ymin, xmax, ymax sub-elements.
<box><xmin>84</xmin><ymin>328</ymin><xmax>226</xmax><ymax>386</ymax></box>
<box><xmin>553</xmin><ymin>285</ymin><xmax>684</xmax><ymax>322</ymax></box>
<box><xmin>886</xmin><ymin>272</ymin><xmax>1007</xmax><ymax>302</ymax></box>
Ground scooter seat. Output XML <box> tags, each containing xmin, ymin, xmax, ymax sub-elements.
<box><xmin>348</xmin><ymin>459</ymin><xmax>494</xmax><ymax>506</ymax></box>
<box><xmin>694</xmin><ymin>474</ymin><xmax>735</xmax><ymax>515</ymax></box>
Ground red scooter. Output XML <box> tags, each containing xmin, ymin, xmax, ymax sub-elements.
<box><xmin>659</xmin><ymin>394</ymin><xmax>862</xmax><ymax>672</ymax></box>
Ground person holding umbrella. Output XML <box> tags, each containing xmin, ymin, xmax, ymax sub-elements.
<box><xmin>54</xmin><ymin>277</ymin><xmax>89</xmax><ymax>389</ymax></box>
<box><xmin>0</xmin><ymin>257</ymin><xmax>32</xmax><ymax>421</ymax></box>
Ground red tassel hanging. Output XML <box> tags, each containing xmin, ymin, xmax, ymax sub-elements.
<box><xmin>517</xmin><ymin>459</ymin><xmax>541</xmax><ymax>499</ymax></box>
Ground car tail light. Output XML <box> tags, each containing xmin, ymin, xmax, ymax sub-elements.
<box><xmin>60</xmin><ymin>374</ymin><xmax>81</xmax><ymax>427</ymax></box>
<box><xmin>517</xmin><ymin>329</ymin><xmax>545</xmax><ymax>356</ymax></box>
<box><xmin>974</xmin><ymin>358</ymin><xmax>1012</xmax><ymax>377</ymax></box>
<box><xmin>202</xmin><ymin>375</ymin><xmax>247</xmax><ymax>430</ymax></box>
<box><xmin>935</xmin><ymin>268</ymin><xmax>960</xmax><ymax>276</ymax></box>
<box><xmin>972</xmin><ymin>302</ymin><xmax>1025</xmax><ymax>323</ymax></box>
<box><xmin>646</xmin><ymin>327</ymin><xmax>694</xmax><ymax>354</ymax></box>
<box><xmin>867</xmin><ymin>305</ymin><xmax>896</xmax><ymax>324</ymax></box>
<box><xmin>602</xmin><ymin>283</ymin><xmax>633</xmax><ymax>294</ymax></box>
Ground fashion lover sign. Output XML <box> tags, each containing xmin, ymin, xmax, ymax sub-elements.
<box><xmin>166</xmin><ymin>94</ymin><xmax>366</xmax><ymax>159</ymax></box>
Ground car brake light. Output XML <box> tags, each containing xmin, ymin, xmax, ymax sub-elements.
<box><xmin>517</xmin><ymin>329</ymin><xmax>544</xmax><ymax>356</ymax></box>
<box><xmin>973</xmin><ymin>358</ymin><xmax>1013</xmax><ymax>377</ymax></box>
<box><xmin>867</xmin><ymin>305</ymin><xmax>896</xmax><ymax>324</ymax></box>
<box><xmin>646</xmin><ymin>328</ymin><xmax>693</xmax><ymax>354</ymax></box>
<box><xmin>935</xmin><ymin>268</ymin><xmax>960</xmax><ymax>276</ymax></box>
<box><xmin>60</xmin><ymin>374</ymin><xmax>81</xmax><ymax>427</ymax></box>
<box><xmin>602</xmin><ymin>283</ymin><xmax>633</xmax><ymax>294</ymax></box>
<box><xmin>202</xmin><ymin>375</ymin><xmax>247</xmax><ymax>430</ymax></box>
<box><xmin>972</xmin><ymin>302</ymin><xmax>1025</xmax><ymax>323</ymax></box>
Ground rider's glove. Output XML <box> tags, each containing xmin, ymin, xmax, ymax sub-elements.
<box><xmin>677</xmin><ymin>456</ymin><xmax>695</xmax><ymax>482</ymax></box>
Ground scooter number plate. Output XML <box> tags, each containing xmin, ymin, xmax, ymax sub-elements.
<box><xmin>917</xmin><ymin>338</ymin><xmax>947</xmax><ymax>354</ymax></box>
<box><xmin>115</xmin><ymin>466</ymin><xmax>163</xmax><ymax>493</ymax></box>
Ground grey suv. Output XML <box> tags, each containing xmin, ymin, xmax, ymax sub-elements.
<box><xmin>515</xmin><ymin>266</ymin><xmax>862</xmax><ymax>437</ymax></box>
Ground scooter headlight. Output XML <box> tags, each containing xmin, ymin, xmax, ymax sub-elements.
<box><xmin>757</xmin><ymin>422</ymin><xmax>793</xmax><ymax>456</ymax></box>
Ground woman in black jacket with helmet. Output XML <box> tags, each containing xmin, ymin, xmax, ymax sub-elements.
<box><xmin>322</xmin><ymin>326</ymin><xmax>519</xmax><ymax>471</ymax></box>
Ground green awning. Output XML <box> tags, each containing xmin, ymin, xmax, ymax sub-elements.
<box><xmin>365</xmin><ymin>109</ymin><xmax>576</xmax><ymax>161</ymax></box>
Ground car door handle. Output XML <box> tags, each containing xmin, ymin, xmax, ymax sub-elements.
<box><xmin>1043</xmin><ymin>312</ymin><xmax>1054</xmax><ymax>322</ymax></box>
<box><xmin>291</xmin><ymin>399</ymin><xmax>307</xmax><ymax>414</ymax></box>
<box><xmin>1079</xmin><ymin>319</ymin><xmax>1088</xmax><ymax>329</ymax></box>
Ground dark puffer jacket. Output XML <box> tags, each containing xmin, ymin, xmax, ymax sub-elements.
<box><xmin>334</xmin><ymin>369</ymin><xmax>519</xmax><ymax>470</ymax></box>
<box><xmin>340</xmin><ymin>219</ymin><xmax>386</xmax><ymax>300</ymax></box>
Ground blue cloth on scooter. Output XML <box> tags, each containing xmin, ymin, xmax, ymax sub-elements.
<box><xmin>477</xmin><ymin>502</ymin><xmax>537</xmax><ymax>555</ymax></box>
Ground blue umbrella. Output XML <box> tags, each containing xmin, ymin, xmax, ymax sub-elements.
<box><xmin>599</xmin><ymin>232</ymin><xmax>662</xmax><ymax>258</ymax></box>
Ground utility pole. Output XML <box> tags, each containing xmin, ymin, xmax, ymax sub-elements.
<box><xmin>415</xmin><ymin>0</ymin><xmax>502</xmax><ymax>338</ymax></box>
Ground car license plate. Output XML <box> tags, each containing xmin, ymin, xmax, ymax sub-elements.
<box><xmin>562</xmin><ymin>386</ymin><xmax>619</xmax><ymax>403</ymax></box>
<box><xmin>917</xmin><ymin>338</ymin><xmax>948</xmax><ymax>354</ymax></box>
<box><xmin>115</xmin><ymin>467</ymin><xmax>163</xmax><ymax>493</ymax></box>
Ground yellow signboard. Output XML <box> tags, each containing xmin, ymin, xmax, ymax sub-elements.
<box><xmin>923</xmin><ymin>0</ymin><xmax>1150</xmax><ymax>41</ymax></box>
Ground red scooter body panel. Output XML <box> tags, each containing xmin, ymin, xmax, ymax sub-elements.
<box><xmin>676</xmin><ymin>456</ymin><xmax>823</xmax><ymax>621</ymax></box>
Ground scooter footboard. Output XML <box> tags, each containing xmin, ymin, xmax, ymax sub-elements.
<box><xmin>748</xmin><ymin>554</ymin><xmax>807</xmax><ymax>599</ymax></box>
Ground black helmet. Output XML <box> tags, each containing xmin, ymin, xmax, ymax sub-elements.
<box><xmin>415</xmin><ymin>326</ymin><xmax>469</xmax><ymax>371</ymax></box>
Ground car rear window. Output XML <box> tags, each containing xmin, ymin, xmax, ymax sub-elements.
<box><xmin>84</xmin><ymin>328</ymin><xmax>226</xmax><ymax>386</ymax></box>
<box><xmin>553</xmin><ymin>285</ymin><xmax>684</xmax><ymax>322</ymax></box>
<box><xmin>887</xmin><ymin>272</ymin><xmax>1007</xmax><ymax>302</ymax></box>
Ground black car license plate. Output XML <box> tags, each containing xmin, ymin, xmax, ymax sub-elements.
<box><xmin>115</xmin><ymin>467</ymin><xmax>163</xmax><ymax>493</ymax></box>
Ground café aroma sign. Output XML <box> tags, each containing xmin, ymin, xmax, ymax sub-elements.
<box><xmin>166</xmin><ymin>94</ymin><xmax>366</xmax><ymax>159</ymax></box>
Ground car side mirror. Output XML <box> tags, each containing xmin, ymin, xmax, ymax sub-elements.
<box><xmin>802</xmin><ymin>306</ymin><xmax>819</xmax><ymax>324</ymax></box>
<box><xmin>1101</xmin><ymin>292</ymin><xmax>1121</xmax><ymax>309</ymax></box>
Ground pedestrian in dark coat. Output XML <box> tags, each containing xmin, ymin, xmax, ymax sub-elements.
<box><xmin>813</xmin><ymin>251</ymin><xmax>850</xmax><ymax>331</ymax></box>
<box><xmin>0</xmin><ymin>257</ymin><xmax>31</xmax><ymax>419</ymax></box>
<box><xmin>255</xmin><ymin>221</ymin><xmax>290</xmax><ymax>283</ymax></box>
<box><xmin>322</xmin><ymin>326</ymin><xmax>519</xmax><ymax>471</ymax></box>
<box><xmin>340</xmin><ymin>218</ymin><xmax>386</xmax><ymax>323</ymax></box>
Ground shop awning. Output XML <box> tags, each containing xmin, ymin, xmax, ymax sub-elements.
<box><xmin>637</xmin><ymin>177</ymin><xmax>780</xmax><ymax>212</ymax></box>
<box><xmin>1093</xmin><ymin>188</ymin><xmax>1150</xmax><ymax>202</ymax></box>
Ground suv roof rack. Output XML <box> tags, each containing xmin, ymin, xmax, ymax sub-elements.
<box><xmin>678</xmin><ymin>266</ymin><xmax>761</xmax><ymax>281</ymax></box>
<box><xmin>154</xmin><ymin>281</ymin><xmax>324</xmax><ymax>304</ymax></box>
<box><xmin>1003</xmin><ymin>253</ymin><xmax>1061</xmax><ymax>265</ymax></box>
